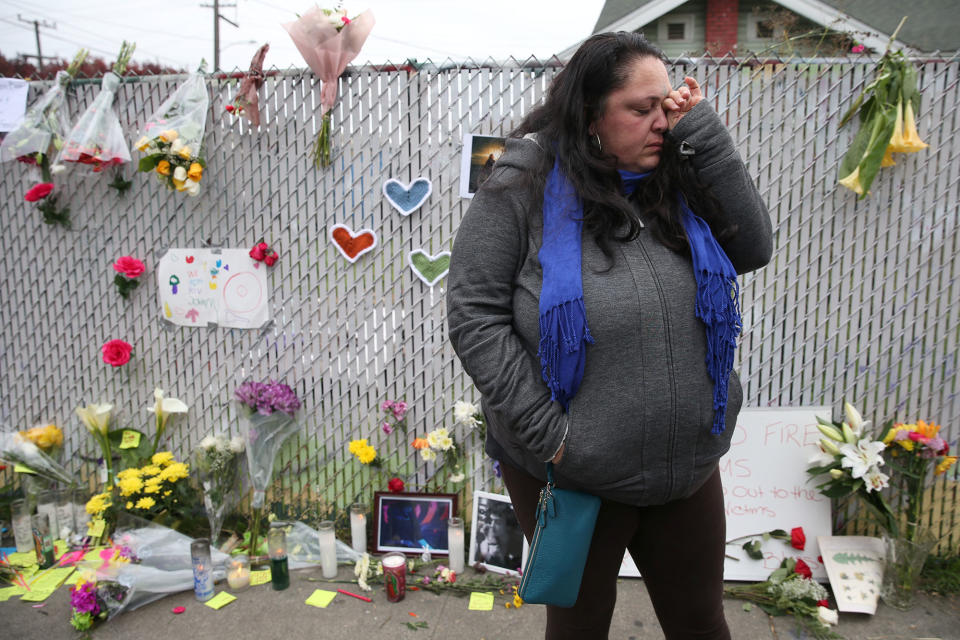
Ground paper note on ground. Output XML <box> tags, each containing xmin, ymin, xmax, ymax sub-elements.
<box><xmin>29</xmin><ymin>567</ymin><xmax>75</xmax><ymax>591</ymax></box>
<box><xmin>0</xmin><ymin>586</ymin><xmax>25</xmax><ymax>602</ymax></box>
<box><xmin>818</xmin><ymin>536</ymin><xmax>884</xmax><ymax>614</ymax></box>
<box><xmin>305</xmin><ymin>589</ymin><xmax>337</xmax><ymax>608</ymax></box>
<box><xmin>249</xmin><ymin>570</ymin><xmax>271</xmax><ymax>586</ymax></box>
<box><xmin>157</xmin><ymin>248</ymin><xmax>270</xmax><ymax>329</ymax></box>
<box><xmin>468</xmin><ymin>591</ymin><xmax>495</xmax><ymax>611</ymax></box>
<box><xmin>204</xmin><ymin>591</ymin><xmax>237</xmax><ymax>610</ymax></box>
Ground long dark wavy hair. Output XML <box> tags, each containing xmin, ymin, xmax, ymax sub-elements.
<box><xmin>511</xmin><ymin>31</ymin><xmax>726</xmax><ymax>254</ymax></box>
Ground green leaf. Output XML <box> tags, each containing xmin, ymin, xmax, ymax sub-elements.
<box><xmin>742</xmin><ymin>602</ymin><xmax>752</xmax><ymax>612</ymax></box>
<box><xmin>743</xmin><ymin>540</ymin><xmax>763</xmax><ymax>560</ymax></box>
<box><xmin>107</xmin><ymin>428</ymin><xmax>152</xmax><ymax>469</ymax></box>
<box><xmin>768</xmin><ymin>529</ymin><xmax>789</xmax><ymax>539</ymax></box>
<box><xmin>832</xmin><ymin>552</ymin><xmax>876</xmax><ymax>565</ymax></box>
<box><xmin>138</xmin><ymin>154</ymin><xmax>161</xmax><ymax>172</ymax></box>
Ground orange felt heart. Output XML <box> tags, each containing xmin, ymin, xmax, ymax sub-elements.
<box><xmin>330</xmin><ymin>224</ymin><xmax>377</xmax><ymax>263</ymax></box>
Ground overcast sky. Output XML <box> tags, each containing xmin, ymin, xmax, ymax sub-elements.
<box><xmin>0</xmin><ymin>0</ymin><xmax>605</xmax><ymax>70</ymax></box>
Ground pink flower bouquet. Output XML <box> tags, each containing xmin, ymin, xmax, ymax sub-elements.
<box><xmin>283</xmin><ymin>6</ymin><xmax>375</xmax><ymax>167</ymax></box>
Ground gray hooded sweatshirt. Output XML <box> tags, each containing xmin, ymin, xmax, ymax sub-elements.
<box><xmin>447</xmin><ymin>101</ymin><xmax>773</xmax><ymax>506</ymax></box>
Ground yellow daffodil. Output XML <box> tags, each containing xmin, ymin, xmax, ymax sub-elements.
<box><xmin>187</xmin><ymin>162</ymin><xmax>203</xmax><ymax>182</ymax></box>
<box><xmin>76</xmin><ymin>403</ymin><xmax>113</xmax><ymax>435</ymax></box>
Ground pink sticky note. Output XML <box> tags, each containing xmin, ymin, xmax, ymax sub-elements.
<box><xmin>58</xmin><ymin>551</ymin><xmax>85</xmax><ymax>567</ymax></box>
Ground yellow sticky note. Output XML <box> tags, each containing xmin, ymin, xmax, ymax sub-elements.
<box><xmin>29</xmin><ymin>567</ymin><xmax>74</xmax><ymax>592</ymax></box>
<box><xmin>468</xmin><ymin>591</ymin><xmax>495</xmax><ymax>611</ymax></box>
<box><xmin>88</xmin><ymin>519</ymin><xmax>106</xmax><ymax>537</ymax></box>
<box><xmin>0</xmin><ymin>586</ymin><xmax>25</xmax><ymax>602</ymax></box>
<box><xmin>20</xmin><ymin>587</ymin><xmax>56</xmax><ymax>602</ymax></box>
<box><xmin>13</xmin><ymin>463</ymin><xmax>36</xmax><ymax>474</ymax></box>
<box><xmin>305</xmin><ymin>589</ymin><xmax>337</xmax><ymax>608</ymax></box>
<box><xmin>204</xmin><ymin>591</ymin><xmax>236</xmax><ymax>610</ymax></box>
<box><xmin>6</xmin><ymin>551</ymin><xmax>38</xmax><ymax>568</ymax></box>
<box><xmin>119</xmin><ymin>430</ymin><xmax>141</xmax><ymax>449</ymax></box>
<box><xmin>249</xmin><ymin>570</ymin><xmax>271</xmax><ymax>586</ymax></box>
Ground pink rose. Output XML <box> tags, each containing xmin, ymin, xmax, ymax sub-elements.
<box><xmin>25</xmin><ymin>182</ymin><xmax>54</xmax><ymax>202</ymax></box>
<box><xmin>102</xmin><ymin>339</ymin><xmax>133</xmax><ymax>367</ymax></box>
<box><xmin>851</xmin><ymin>44</ymin><xmax>866</xmax><ymax>53</ymax></box>
<box><xmin>113</xmin><ymin>256</ymin><xmax>145</xmax><ymax>279</ymax></box>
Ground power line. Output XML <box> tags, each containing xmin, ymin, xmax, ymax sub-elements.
<box><xmin>199</xmin><ymin>0</ymin><xmax>238</xmax><ymax>71</ymax></box>
<box><xmin>16</xmin><ymin>13</ymin><xmax>55</xmax><ymax>65</ymax></box>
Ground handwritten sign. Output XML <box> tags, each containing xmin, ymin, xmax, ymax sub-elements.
<box><xmin>119</xmin><ymin>430</ymin><xmax>141</xmax><ymax>449</ymax></box>
<box><xmin>0</xmin><ymin>79</ymin><xmax>29</xmax><ymax>132</ymax></box>
<box><xmin>157</xmin><ymin>249</ymin><xmax>270</xmax><ymax>329</ymax></box>
<box><xmin>720</xmin><ymin>407</ymin><xmax>832</xmax><ymax>581</ymax></box>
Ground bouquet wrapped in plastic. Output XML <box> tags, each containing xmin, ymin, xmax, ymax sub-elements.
<box><xmin>134</xmin><ymin>71</ymin><xmax>209</xmax><ymax>195</ymax></box>
<box><xmin>58</xmin><ymin>42</ymin><xmax>135</xmax><ymax>174</ymax></box>
<box><xmin>283</xmin><ymin>6</ymin><xmax>375</xmax><ymax>166</ymax></box>
<box><xmin>0</xmin><ymin>430</ymin><xmax>77</xmax><ymax>486</ymax></box>
<box><xmin>1</xmin><ymin>50</ymin><xmax>87</xmax><ymax>226</ymax></box>
<box><xmin>225</xmin><ymin>43</ymin><xmax>269</xmax><ymax>127</ymax></box>
<box><xmin>194</xmin><ymin>433</ymin><xmax>245</xmax><ymax>545</ymax></box>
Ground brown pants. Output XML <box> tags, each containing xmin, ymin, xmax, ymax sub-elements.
<box><xmin>501</xmin><ymin>460</ymin><xmax>731</xmax><ymax>640</ymax></box>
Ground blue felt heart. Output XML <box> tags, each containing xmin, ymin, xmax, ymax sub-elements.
<box><xmin>382</xmin><ymin>178</ymin><xmax>432</xmax><ymax>215</ymax></box>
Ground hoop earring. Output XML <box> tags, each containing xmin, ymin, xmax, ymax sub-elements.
<box><xmin>594</xmin><ymin>133</ymin><xmax>602</xmax><ymax>152</ymax></box>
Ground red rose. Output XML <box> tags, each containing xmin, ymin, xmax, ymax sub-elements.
<box><xmin>102</xmin><ymin>339</ymin><xmax>133</xmax><ymax>367</ymax></box>
<box><xmin>790</xmin><ymin>527</ymin><xmax>806</xmax><ymax>551</ymax></box>
<box><xmin>113</xmin><ymin>256</ymin><xmax>145</xmax><ymax>279</ymax></box>
<box><xmin>264</xmin><ymin>251</ymin><xmax>278</xmax><ymax>266</ymax></box>
<box><xmin>25</xmin><ymin>182</ymin><xmax>55</xmax><ymax>202</ymax></box>
<box><xmin>249</xmin><ymin>245</ymin><xmax>266</xmax><ymax>261</ymax></box>
<box><xmin>225</xmin><ymin>104</ymin><xmax>235</xmax><ymax>113</ymax></box>
<box><xmin>817</xmin><ymin>599</ymin><xmax>829</xmax><ymax>607</ymax></box>
<box><xmin>388</xmin><ymin>477</ymin><xmax>404</xmax><ymax>493</ymax></box>
<box><xmin>257</xmin><ymin>242</ymin><xmax>268</xmax><ymax>251</ymax></box>
<box><xmin>794</xmin><ymin>558</ymin><xmax>812</xmax><ymax>579</ymax></box>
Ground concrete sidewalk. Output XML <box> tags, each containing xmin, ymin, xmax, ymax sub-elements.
<box><xmin>2</xmin><ymin>565</ymin><xmax>959</xmax><ymax>639</ymax></box>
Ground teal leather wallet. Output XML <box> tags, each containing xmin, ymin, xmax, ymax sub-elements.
<box><xmin>517</xmin><ymin>463</ymin><xmax>601</xmax><ymax>607</ymax></box>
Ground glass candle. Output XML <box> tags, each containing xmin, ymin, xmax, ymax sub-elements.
<box><xmin>31</xmin><ymin>512</ymin><xmax>55</xmax><ymax>569</ymax></box>
<box><xmin>268</xmin><ymin>526</ymin><xmax>290</xmax><ymax>590</ymax></box>
<box><xmin>73</xmin><ymin>491</ymin><xmax>91</xmax><ymax>535</ymax></box>
<box><xmin>190</xmin><ymin>538</ymin><xmax>215</xmax><ymax>601</ymax></box>
<box><xmin>447</xmin><ymin>517</ymin><xmax>465</xmax><ymax>574</ymax></box>
<box><xmin>36</xmin><ymin>490</ymin><xmax>59</xmax><ymax>544</ymax></box>
<box><xmin>227</xmin><ymin>554</ymin><xmax>251</xmax><ymax>591</ymax></box>
<box><xmin>12</xmin><ymin>498</ymin><xmax>33</xmax><ymax>553</ymax></box>
<box><xmin>55</xmin><ymin>489</ymin><xmax>76</xmax><ymax>539</ymax></box>
<box><xmin>381</xmin><ymin>552</ymin><xmax>407</xmax><ymax>602</ymax></box>
<box><xmin>350</xmin><ymin>503</ymin><xmax>367</xmax><ymax>554</ymax></box>
<box><xmin>318</xmin><ymin>520</ymin><xmax>337</xmax><ymax>578</ymax></box>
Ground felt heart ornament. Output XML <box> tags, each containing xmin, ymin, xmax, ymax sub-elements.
<box><xmin>408</xmin><ymin>249</ymin><xmax>451</xmax><ymax>287</ymax></box>
<box><xmin>382</xmin><ymin>177</ymin><xmax>432</xmax><ymax>215</ymax></box>
<box><xmin>330</xmin><ymin>224</ymin><xmax>378</xmax><ymax>263</ymax></box>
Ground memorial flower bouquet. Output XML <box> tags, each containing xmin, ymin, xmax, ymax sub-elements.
<box><xmin>806</xmin><ymin>401</ymin><xmax>898</xmax><ymax>537</ymax></box>
<box><xmin>194</xmin><ymin>433</ymin><xmax>245</xmax><ymax>544</ymax></box>
<box><xmin>283</xmin><ymin>5</ymin><xmax>375</xmax><ymax>167</ymax></box>
<box><xmin>134</xmin><ymin>70</ymin><xmax>209</xmax><ymax>196</ymax></box>
<box><xmin>58</xmin><ymin>42</ymin><xmax>136</xmax><ymax>174</ymax></box>
<box><xmin>725</xmin><ymin>558</ymin><xmax>841</xmax><ymax>639</ymax></box>
<box><xmin>380</xmin><ymin>399</ymin><xmax>408</xmax><ymax>435</ymax></box>
<box><xmin>69</xmin><ymin>572</ymin><xmax>129</xmax><ymax>633</ymax></box>
<box><xmin>225</xmin><ymin>43</ymin><xmax>269</xmax><ymax>127</ymax></box>
<box><xmin>0</xmin><ymin>430</ymin><xmax>76</xmax><ymax>486</ymax></box>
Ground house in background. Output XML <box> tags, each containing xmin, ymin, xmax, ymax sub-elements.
<box><xmin>564</xmin><ymin>0</ymin><xmax>960</xmax><ymax>58</ymax></box>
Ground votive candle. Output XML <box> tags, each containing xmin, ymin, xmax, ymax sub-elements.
<box><xmin>12</xmin><ymin>498</ymin><xmax>33</xmax><ymax>553</ymax></box>
<box><xmin>350</xmin><ymin>504</ymin><xmax>367</xmax><ymax>554</ymax></box>
<box><xmin>447</xmin><ymin>517</ymin><xmax>465</xmax><ymax>574</ymax></box>
<box><xmin>190</xmin><ymin>538</ymin><xmax>215</xmax><ymax>601</ymax></box>
<box><xmin>318</xmin><ymin>520</ymin><xmax>337</xmax><ymax>578</ymax></box>
<box><xmin>227</xmin><ymin>554</ymin><xmax>251</xmax><ymax>591</ymax></box>
<box><xmin>381</xmin><ymin>552</ymin><xmax>407</xmax><ymax>602</ymax></box>
<box><xmin>268</xmin><ymin>527</ymin><xmax>290</xmax><ymax>590</ymax></box>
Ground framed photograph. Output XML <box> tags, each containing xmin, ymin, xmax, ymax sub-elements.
<box><xmin>459</xmin><ymin>133</ymin><xmax>507</xmax><ymax>199</ymax></box>
<box><xmin>468</xmin><ymin>491</ymin><xmax>526</xmax><ymax>574</ymax></box>
<box><xmin>373</xmin><ymin>492</ymin><xmax>458</xmax><ymax>556</ymax></box>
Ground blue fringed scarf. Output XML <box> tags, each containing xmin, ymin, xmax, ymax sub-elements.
<box><xmin>537</xmin><ymin>162</ymin><xmax>741</xmax><ymax>434</ymax></box>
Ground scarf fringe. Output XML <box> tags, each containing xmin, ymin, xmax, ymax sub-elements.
<box><xmin>695</xmin><ymin>270</ymin><xmax>742</xmax><ymax>434</ymax></box>
<box><xmin>538</xmin><ymin>297</ymin><xmax>594</xmax><ymax>409</ymax></box>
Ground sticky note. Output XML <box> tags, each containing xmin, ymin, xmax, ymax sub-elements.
<box><xmin>119</xmin><ymin>430</ymin><xmax>141</xmax><ymax>449</ymax></box>
<box><xmin>30</xmin><ymin>567</ymin><xmax>74</xmax><ymax>591</ymax></box>
<box><xmin>6</xmin><ymin>551</ymin><xmax>37</xmax><ymax>568</ymax></box>
<box><xmin>468</xmin><ymin>592</ymin><xmax>495</xmax><ymax>611</ymax></box>
<box><xmin>204</xmin><ymin>591</ymin><xmax>236</xmax><ymax>610</ymax></box>
<box><xmin>13</xmin><ymin>464</ymin><xmax>36</xmax><ymax>474</ymax></box>
<box><xmin>88</xmin><ymin>519</ymin><xmax>105</xmax><ymax>537</ymax></box>
<box><xmin>20</xmin><ymin>587</ymin><xmax>56</xmax><ymax>602</ymax></box>
<box><xmin>249</xmin><ymin>570</ymin><xmax>271</xmax><ymax>586</ymax></box>
<box><xmin>0</xmin><ymin>586</ymin><xmax>25</xmax><ymax>601</ymax></box>
<box><xmin>305</xmin><ymin>589</ymin><xmax>337</xmax><ymax>608</ymax></box>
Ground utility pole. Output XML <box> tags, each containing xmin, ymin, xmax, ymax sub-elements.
<box><xmin>200</xmin><ymin>0</ymin><xmax>238</xmax><ymax>71</ymax></box>
<box><xmin>17</xmin><ymin>14</ymin><xmax>56</xmax><ymax>66</ymax></box>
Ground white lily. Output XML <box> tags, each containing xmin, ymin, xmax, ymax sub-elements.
<box><xmin>75</xmin><ymin>402</ymin><xmax>114</xmax><ymax>435</ymax></box>
<box><xmin>843</xmin><ymin>401</ymin><xmax>871</xmax><ymax>438</ymax></box>
<box><xmin>862</xmin><ymin>466</ymin><xmax>890</xmax><ymax>492</ymax></box>
<box><xmin>839</xmin><ymin>439</ymin><xmax>886</xmax><ymax>479</ymax></box>
<box><xmin>147</xmin><ymin>388</ymin><xmax>188</xmax><ymax>451</ymax></box>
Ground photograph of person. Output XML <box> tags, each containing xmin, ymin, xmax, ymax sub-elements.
<box><xmin>459</xmin><ymin>134</ymin><xmax>507</xmax><ymax>198</ymax></box>
<box><xmin>468</xmin><ymin>491</ymin><xmax>525</xmax><ymax>574</ymax></box>
<box><xmin>373</xmin><ymin>492</ymin><xmax>457</xmax><ymax>555</ymax></box>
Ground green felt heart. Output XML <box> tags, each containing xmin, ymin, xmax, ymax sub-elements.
<box><xmin>409</xmin><ymin>250</ymin><xmax>451</xmax><ymax>286</ymax></box>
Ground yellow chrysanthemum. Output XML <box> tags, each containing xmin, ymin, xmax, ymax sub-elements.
<box><xmin>349</xmin><ymin>439</ymin><xmax>368</xmax><ymax>455</ymax></box>
<box><xmin>140</xmin><ymin>465</ymin><xmax>162</xmax><ymax>476</ymax></box>
<box><xmin>163</xmin><ymin>490</ymin><xmax>172</xmax><ymax>497</ymax></box>
<box><xmin>159</xmin><ymin>462</ymin><xmax>189</xmax><ymax>482</ymax></box>
<box><xmin>85</xmin><ymin>492</ymin><xmax>112</xmax><ymax>515</ymax></box>
<box><xmin>134</xmin><ymin>497</ymin><xmax>156</xmax><ymax>510</ymax></box>
<box><xmin>152</xmin><ymin>451</ymin><xmax>175</xmax><ymax>466</ymax></box>
<box><xmin>117</xmin><ymin>475</ymin><xmax>144</xmax><ymax>497</ymax></box>
<box><xmin>142</xmin><ymin>482</ymin><xmax>161</xmax><ymax>494</ymax></box>
<box><xmin>357</xmin><ymin>445</ymin><xmax>377</xmax><ymax>465</ymax></box>
<box><xmin>126</xmin><ymin>501</ymin><xmax>133</xmax><ymax>509</ymax></box>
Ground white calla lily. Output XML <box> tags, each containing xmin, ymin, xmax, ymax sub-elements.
<box><xmin>75</xmin><ymin>402</ymin><xmax>114</xmax><ymax>435</ymax></box>
<box><xmin>147</xmin><ymin>388</ymin><xmax>188</xmax><ymax>452</ymax></box>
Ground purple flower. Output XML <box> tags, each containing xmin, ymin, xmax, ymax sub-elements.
<box><xmin>70</xmin><ymin>582</ymin><xmax>100</xmax><ymax>615</ymax></box>
<box><xmin>381</xmin><ymin>400</ymin><xmax>393</xmax><ymax>412</ymax></box>
<box><xmin>492</xmin><ymin>460</ymin><xmax>501</xmax><ymax>478</ymax></box>
<box><xmin>392</xmin><ymin>401</ymin><xmax>408</xmax><ymax>421</ymax></box>
<box><xmin>235</xmin><ymin>380</ymin><xmax>301</xmax><ymax>415</ymax></box>
<box><xmin>382</xmin><ymin>421</ymin><xmax>394</xmax><ymax>435</ymax></box>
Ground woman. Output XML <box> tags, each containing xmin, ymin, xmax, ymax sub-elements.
<box><xmin>447</xmin><ymin>32</ymin><xmax>772</xmax><ymax>639</ymax></box>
